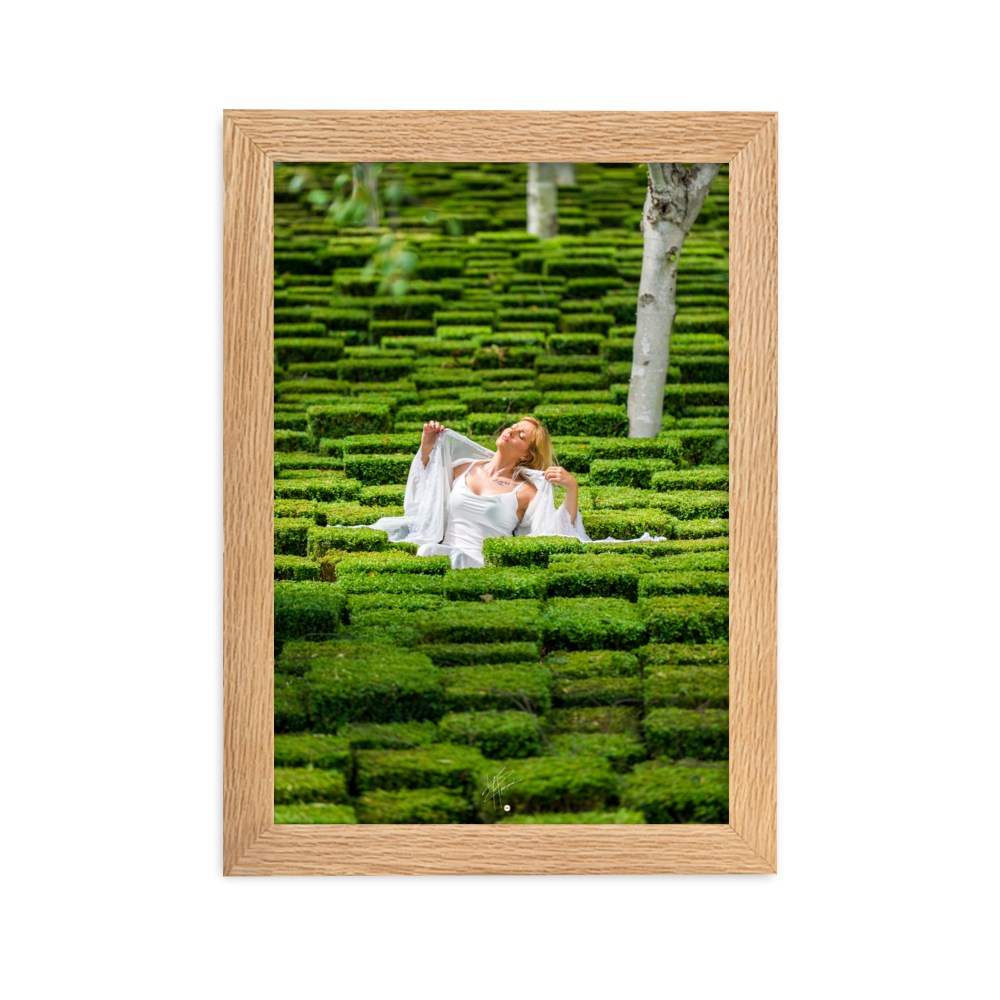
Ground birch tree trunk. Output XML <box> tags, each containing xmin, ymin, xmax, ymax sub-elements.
<box><xmin>527</xmin><ymin>163</ymin><xmax>558</xmax><ymax>238</ymax></box>
<box><xmin>627</xmin><ymin>162</ymin><xmax>722</xmax><ymax>437</ymax></box>
<box><xmin>555</xmin><ymin>163</ymin><xmax>576</xmax><ymax>185</ymax></box>
<box><xmin>361</xmin><ymin>162</ymin><xmax>380</xmax><ymax>228</ymax></box>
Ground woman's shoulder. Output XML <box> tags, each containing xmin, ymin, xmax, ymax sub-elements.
<box><xmin>517</xmin><ymin>476</ymin><xmax>538</xmax><ymax>499</ymax></box>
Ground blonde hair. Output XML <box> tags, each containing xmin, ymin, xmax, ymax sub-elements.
<box><xmin>515</xmin><ymin>416</ymin><xmax>557</xmax><ymax>474</ymax></box>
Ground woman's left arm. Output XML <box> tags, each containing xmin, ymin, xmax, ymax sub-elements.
<box><xmin>543</xmin><ymin>466</ymin><xmax>579</xmax><ymax>521</ymax></box>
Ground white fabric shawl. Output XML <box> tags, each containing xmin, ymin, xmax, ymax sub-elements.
<box><xmin>364</xmin><ymin>428</ymin><xmax>592</xmax><ymax>547</ymax></box>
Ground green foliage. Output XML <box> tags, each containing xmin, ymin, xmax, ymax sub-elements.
<box><xmin>354</xmin><ymin>742</ymin><xmax>487</xmax><ymax>793</ymax></box>
<box><xmin>274</xmin><ymin>803</ymin><xmax>358</xmax><ymax>824</ymax></box>
<box><xmin>547</xmin><ymin>733</ymin><xmax>647</xmax><ymax>772</ymax></box>
<box><xmin>417</xmin><ymin>642</ymin><xmax>541</xmax><ymax>667</ymax></box>
<box><xmin>642</xmin><ymin>708</ymin><xmax>729</xmax><ymax>760</ymax></box>
<box><xmin>544</xmin><ymin>649</ymin><xmax>640</xmax><ymax>678</ymax></box>
<box><xmin>620</xmin><ymin>761</ymin><xmax>729</xmax><ymax>823</ymax></box>
<box><xmin>588</xmin><ymin>459</ymin><xmax>679</xmax><ymax>489</ymax></box>
<box><xmin>341</xmin><ymin>433</ymin><xmax>422</xmax><ymax>455</ymax></box>
<box><xmin>581</xmin><ymin>508</ymin><xmax>679</xmax><ymax>540</ymax></box>
<box><xmin>274</xmin><ymin>517</ymin><xmax>313</xmax><ymax>556</ymax></box>
<box><xmin>336</xmin><ymin>720</ymin><xmax>439</xmax><ymax>751</ymax></box>
<box><xmin>638</xmin><ymin>571</ymin><xmax>729</xmax><ymax>598</ymax></box>
<box><xmin>533</xmin><ymin>403</ymin><xmax>627</xmax><ymax>436</ymax></box>
<box><xmin>541</xmin><ymin>597</ymin><xmax>646</xmax><ymax>650</ymax></box>
<box><xmin>481</xmin><ymin>535</ymin><xmax>584</xmax><ymax>567</ymax></box>
<box><xmin>274</xmin><ymin>477</ymin><xmax>363</xmax><ymax>503</ymax></box>
<box><xmin>354</xmin><ymin>787</ymin><xmax>475</xmax><ymax>824</ymax></box>
<box><xmin>443</xmin><ymin>567</ymin><xmax>547</xmax><ymax>602</ymax></box>
<box><xmin>274</xmin><ymin>733</ymin><xmax>352</xmax><ymax>770</ymax></box>
<box><xmin>306</xmin><ymin>403</ymin><xmax>392</xmax><ymax>440</ymax></box>
<box><xmin>313</xmin><ymin>502</ymin><xmax>400</xmax><ymax>526</ymax></box>
<box><xmin>442</xmin><ymin>663</ymin><xmax>552</xmax><ymax>713</ymax></box>
<box><xmin>274</xmin><ymin>554</ymin><xmax>321</xmax><ymax>581</ymax></box>
<box><xmin>342</xmin><ymin>452</ymin><xmax>413</xmax><ymax>485</ymax></box>
<box><xmin>336</xmin><ymin>552</ymin><xmax>450</xmax><ymax>575</ymax></box>
<box><xmin>641</xmin><ymin>595</ymin><xmax>730</xmax><ymax>643</ymax></box>
<box><xmin>306</xmin><ymin>526</ymin><xmax>388</xmax><ymax>556</ymax></box>
<box><xmin>274</xmin><ymin>580</ymin><xmax>346</xmax><ymax>648</ymax></box>
<box><xmin>274</xmin><ymin>767</ymin><xmax>348</xmax><ymax>805</ymax></box>
<box><xmin>499</xmin><ymin>808</ymin><xmax>645</xmax><ymax>824</ymax></box>
<box><xmin>437</xmin><ymin>710</ymin><xmax>545</xmax><ymax>758</ymax></box>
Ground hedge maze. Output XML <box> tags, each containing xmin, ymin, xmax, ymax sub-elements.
<box><xmin>272</xmin><ymin>161</ymin><xmax>730</xmax><ymax>825</ymax></box>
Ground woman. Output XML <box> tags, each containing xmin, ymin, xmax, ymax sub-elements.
<box><xmin>365</xmin><ymin>416</ymin><xmax>591</xmax><ymax>569</ymax></box>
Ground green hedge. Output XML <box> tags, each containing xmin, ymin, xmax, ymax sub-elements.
<box><xmin>418</xmin><ymin>642</ymin><xmax>541</xmax><ymax>667</ymax></box>
<box><xmin>581</xmin><ymin>508</ymin><xmax>679</xmax><ymax>540</ymax></box>
<box><xmin>541</xmin><ymin>597</ymin><xmax>646</xmax><ymax>651</ymax></box>
<box><xmin>274</xmin><ymin>581</ymin><xmax>346</xmax><ymax>648</ymax></box>
<box><xmin>274</xmin><ymin>517</ymin><xmax>313</xmax><ymax>556</ymax></box>
<box><xmin>274</xmin><ymin>803</ymin><xmax>358</xmax><ymax>824</ymax></box>
<box><xmin>307</xmin><ymin>403</ymin><xmax>391</xmax><ymax>440</ymax></box>
<box><xmin>550</xmin><ymin>675</ymin><xmax>643</xmax><ymax>708</ymax></box>
<box><xmin>395</xmin><ymin>401</ymin><xmax>469</xmax><ymax>422</ymax></box>
<box><xmin>333</xmin><ymin>574</ymin><xmax>445</xmax><ymax>596</ymax></box>
<box><xmin>274</xmin><ymin>477</ymin><xmax>363</xmax><ymax>503</ymax></box>
<box><xmin>532</xmin><ymin>403</ymin><xmax>627</xmax><ymax>436</ymax></box>
<box><xmin>336</xmin><ymin>719</ymin><xmax>439</xmax><ymax>751</ymax></box>
<box><xmin>306</xmin><ymin>526</ymin><xmax>388</xmax><ymax>556</ymax></box>
<box><xmin>412</xmin><ymin>600</ymin><xmax>544</xmax><ymax>643</ymax></box>
<box><xmin>369</xmin><ymin>320</ymin><xmax>435</xmax><ymax>340</ymax></box>
<box><xmin>638</xmin><ymin>641</ymin><xmax>729</xmax><ymax>666</ymax></box>
<box><xmin>359</xmin><ymin>483</ymin><xmax>407</xmax><ymax>507</ymax></box>
<box><xmin>641</xmin><ymin>595</ymin><xmax>729</xmax><ymax>643</ymax></box>
<box><xmin>543</xmin><ymin>258</ymin><xmax>619</xmax><ymax>278</ymax></box>
<box><xmin>642</xmin><ymin>708</ymin><xmax>729</xmax><ymax>760</ymax></box>
<box><xmin>336</xmin><ymin>552</ymin><xmax>450</xmax><ymax>575</ymax></box>
<box><xmin>535</xmin><ymin>372</ymin><xmax>609</xmax><ymax>392</ymax></box>
<box><xmin>275</xmin><ymin>554</ymin><xmax>321</xmax><ymax>581</ymax></box>
<box><xmin>589</xmin><ymin>488</ymin><xmax>728</xmax><ymax>520</ymax></box>
<box><xmin>371</xmin><ymin>295</ymin><xmax>444</xmax><ymax>320</ymax></box>
<box><xmin>274</xmin><ymin>733</ymin><xmax>351</xmax><ymax>770</ymax></box>
<box><xmin>343</xmin><ymin>452</ymin><xmax>413</xmax><ymax>485</ymax></box>
<box><xmin>479</xmin><ymin>754</ymin><xmax>621</xmax><ymax>821</ymax></box>
<box><xmin>588</xmin><ymin>459</ymin><xmax>679</xmax><ymax>489</ymax></box>
<box><xmin>274</xmin><ymin>338</ymin><xmax>346</xmax><ymax>366</ymax></box>
<box><xmin>336</xmin><ymin>357</ymin><xmax>415</xmax><ymax>382</ymax></box>
<box><xmin>442</xmin><ymin>663</ymin><xmax>552</xmax><ymax>713</ymax></box>
<box><xmin>274</xmin><ymin>767</ymin><xmax>348</xmax><ymax>805</ymax></box>
<box><xmin>313</xmin><ymin>503</ymin><xmax>397</xmax><ymax>527</ymax></box>
<box><xmin>275</xmin><ymin>430</ymin><xmax>311</xmax><ymax>453</ymax></box>
<box><xmin>354</xmin><ymin>742</ymin><xmax>487</xmax><ymax>794</ymax></box>
<box><xmin>650</xmin><ymin>466</ymin><xmax>729</xmax><ymax>491</ymax></box>
<box><xmin>442</xmin><ymin>568</ymin><xmax>547</xmax><ymax>602</ymax></box>
<box><xmin>481</xmin><ymin>535</ymin><xmax>584</xmax><ymax>567</ymax></box>
<box><xmin>544</xmin><ymin>648</ymin><xmax>641</xmax><ymax>678</ymax></box>
<box><xmin>560</xmin><ymin>312</ymin><xmax>615</xmax><ymax>335</ymax></box>
<box><xmin>547</xmin><ymin>733</ymin><xmax>647</xmax><ymax>772</ymax></box>
<box><xmin>342</xmin><ymin>433</ymin><xmax>422</xmax><ymax>455</ymax></box>
<box><xmin>275</xmin><ymin>378</ymin><xmax>351</xmax><ymax>397</ymax></box>
<box><xmin>643</xmin><ymin>663</ymin><xmax>729</xmax><ymax>709</ymax></box>
<box><xmin>437</xmin><ymin>710</ymin><xmax>545</xmax><ymax>759</ymax></box>
<box><xmin>638</xmin><ymin>571</ymin><xmax>729</xmax><ymax>598</ymax></box>
<box><xmin>547</xmin><ymin>333</ymin><xmax>605</xmax><ymax>355</ymax></box>
<box><xmin>620</xmin><ymin>761</ymin><xmax>729</xmax><ymax>823</ymax></box>
<box><xmin>545</xmin><ymin>553</ymin><xmax>650</xmax><ymax>601</ymax></box>
<box><xmin>674</xmin><ymin>518</ymin><xmax>730</xmax><ymax>539</ymax></box>
<box><xmin>354</xmin><ymin>787</ymin><xmax>475</xmax><ymax>823</ymax></box>
<box><xmin>303</xmin><ymin>648</ymin><xmax>443</xmax><ymax>728</ymax></box>
<box><xmin>534</xmin><ymin>354</ymin><xmax>604</xmax><ymax>372</ymax></box>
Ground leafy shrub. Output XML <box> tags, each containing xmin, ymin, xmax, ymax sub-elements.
<box><xmin>642</xmin><ymin>708</ymin><xmax>729</xmax><ymax>760</ymax></box>
<box><xmin>534</xmin><ymin>354</ymin><xmax>604</xmax><ymax>373</ymax></box>
<box><xmin>274</xmin><ymin>733</ymin><xmax>351</xmax><ymax>770</ymax></box>
<box><xmin>275</xmin><ymin>554</ymin><xmax>321</xmax><ymax>581</ymax></box>
<box><xmin>274</xmin><ymin>581</ymin><xmax>346</xmax><ymax>648</ymax></box>
<box><xmin>411</xmin><ymin>600</ymin><xmax>544</xmax><ymax>643</ymax></box>
<box><xmin>637</xmin><ymin>641</ymin><xmax>729</xmax><ymax>666</ymax></box>
<box><xmin>643</xmin><ymin>663</ymin><xmax>729</xmax><ymax>709</ymax></box>
<box><xmin>437</xmin><ymin>710</ymin><xmax>544</xmax><ymax>758</ymax></box>
<box><xmin>547</xmin><ymin>733</ymin><xmax>647</xmax><ymax>772</ymax></box>
<box><xmin>499</xmin><ymin>808</ymin><xmax>645</xmax><ymax>824</ymax></box>
<box><xmin>620</xmin><ymin>761</ymin><xmax>729</xmax><ymax>823</ymax></box>
<box><xmin>481</xmin><ymin>535</ymin><xmax>584</xmax><ymax>567</ymax></box>
<box><xmin>336</xmin><ymin>552</ymin><xmax>450</xmax><ymax>575</ymax></box>
<box><xmin>417</xmin><ymin>642</ymin><xmax>541</xmax><ymax>667</ymax></box>
<box><xmin>442</xmin><ymin>663</ymin><xmax>552</xmax><ymax>713</ymax></box>
<box><xmin>274</xmin><ymin>803</ymin><xmax>358</xmax><ymax>824</ymax></box>
<box><xmin>359</xmin><ymin>483</ymin><xmax>407</xmax><ymax>507</ymax></box>
<box><xmin>341</xmin><ymin>433</ymin><xmax>422</xmax><ymax>455</ymax></box>
<box><xmin>443</xmin><ymin>568</ymin><xmax>547</xmax><ymax>602</ymax></box>
<box><xmin>560</xmin><ymin>312</ymin><xmax>615</xmax><ymax>335</ymax></box>
<box><xmin>532</xmin><ymin>403</ymin><xmax>627</xmax><ymax>436</ymax></box>
<box><xmin>274</xmin><ymin>517</ymin><xmax>313</xmax><ymax>556</ymax></box>
<box><xmin>545</xmin><ymin>553</ymin><xmax>651</xmax><ymax>600</ymax></box>
<box><xmin>641</xmin><ymin>595</ymin><xmax>729</xmax><ymax>643</ymax></box>
<box><xmin>274</xmin><ymin>477</ymin><xmax>363</xmax><ymax>503</ymax></box>
<box><xmin>336</xmin><ymin>719</ymin><xmax>439</xmax><ymax>751</ymax></box>
<box><xmin>674</xmin><ymin>518</ymin><xmax>729</xmax><ymax>539</ymax></box>
<box><xmin>544</xmin><ymin>649</ymin><xmax>641</xmax><ymax>679</ymax></box>
<box><xmin>342</xmin><ymin>452</ymin><xmax>413</xmax><ymax>485</ymax></box>
<box><xmin>333</xmin><ymin>574</ymin><xmax>445</xmax><ymax>596</ymax></box>
<box><xmin>588</xmin><ymin>459</ymin><xmax>679</xmax><ymax>489</ymax></box>
<box><xmin>274</xmin><ymin>338</ymin><xmax>346</xmax><ymax>366</ymax></box>
<box><xmin>369</xmin><ymin>320</ymin><xmax>435</xmax><ymax>340</ymax></box>
<box><xmin>582</xmin><ymin>508</ymin><xmax>679</xmax><ymax>540</ymax></box>
<box><xmin>306</xmin><ymin>403</ymin><xmax>391</xmax><ymax>440</ymax></box>
<box><xmin>550</xmin><ymin>675</ymin><xmax>643</xmax><ymax>708</ymax></box>
<box><xmin>535</xmin><ymin>372</ymin><xmax>608</xmax><ymax>392</ymax></box>
<box><xmin>543</xmin><ymin>258</ymin><xmax>619</xmax><ymax>278</ymax></box>
<box><xmin>274</xmin><ymin>767</ymin><xmax>348</xmax><ymax>805</ymax></box>
<box><xmin>306</xmin><ymin>526</ymin><xmax>388</xmax><ymax>556</ymax></box>
<box><xmin>303</xmin><ymin>648</ymin><xmax>443</xmax><ymax>728</ymax></box>
<box><xmin>638</xmin><ymin>571</ymin><xmax>729</xmax><ymax>598</ymax></box>
<box><xmin>540</xmin><ymin>597</ymin><xmax>646</xmax><ymax>651</ymax></box>
<box><xmin>395</xmin><ymin>401</ymin><xmax>469</xmax><ymax>422</ymax></box>
<box><xmin>354</xmin><ymin>787</ymin><xmax>475</xmax><ymax>824</ymax></box>
<box><xmin>354</xmin><ymin>742</ymin><xmax>486</xmax><ymax>793</ymax></box>
<box><xmin>275</xmin><ymin>430</ymin><xmax>311</xmax><ymax>453</ymax></box>
<box><xmin>547</xmin><ymin>333</ymin><xmax>605</xmax><ymax>355</ymax></box>
<box><xmin>336</xmin><ymin>357</ymin><xmax>415</xmax><ymax>382</ymax></box>
<box><xmin>313</xmin><ymin>502</ymin><xmax>400</xmax><ymax>527</ymax></box>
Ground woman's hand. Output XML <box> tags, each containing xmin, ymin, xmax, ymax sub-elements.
<box><xmin>543</xmin><ymin>466</ymin><xmax>577</xmax><ymax>489</ymax></box>
<box><xmin>421</xmin><ymin>420</ymin><xmax>447</xmax><ymax>450</ymax></box>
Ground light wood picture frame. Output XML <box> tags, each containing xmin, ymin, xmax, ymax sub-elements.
<box><xmin>224</xmin><ymin>110</ymin><xmax>777</xmax><ymax>876</ymax></box>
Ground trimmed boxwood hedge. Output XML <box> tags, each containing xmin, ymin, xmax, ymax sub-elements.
<box><xmin>306</xmin><ymin>526</ymin><xmax>388</xmax><ymax>556</ymax></box>
<box><xmin>274</xmin><ymin>733</ymin><xmax>351</xmax><ymax>770</ymax></box>
<box><xmin>274</xmin><ymin>477</ymin><xmax>363</xmax><ymax>503</ymax></box>
<box><xmin>342</xmin><ymin>452</ymin><xmax>414</xmax><ymax>485</ymax></box>
<box><xmin>312</xmin><ymin>503</ymin><xmax>397</xmax><ymax>527</ymax></box>
<box><xmin>588</xmin><ymin>459</ymin><xmax>680</xmax><ymax>489</ymax></box>
<box><xmin>638</xmin><ymin>641</ymin><xmax>729</xmax><ymax>667</ymax></box>
<box><xmin>336</xmin><ymin>552</ymin><xmax>450</xmax><ymax>575</ymax></box>
<box><xmin>274</xmin><ymin>517</ymin><xmax>314</xmax><ymax>556</ymax></box>
<box><xmin>341</xmin><ymin>433</ymin><xmax>422</xmax><ymax>455</ymax></box>
<box><xmin>306</xmin><ymin>403</ymin><xmax>392</xmax><ymax>440</ymax></box>
<box><xmin>481</xmin><ymin>535</ymin><xmax>584</xmax><ymax>567</ymax></box>
<box><xmin>582</xmin><ymin>508</ymin><xmax>680</xmax><ymax>540</ymax></box>
<box><xmin>437</xmin><ymin>710</ymin><xmax>545</xmax><ymax>759</ymax></box>
<box><xmin>442</xmin><ymin>663</ymin><xmax>552</xmax><ymax>713</ymax></box>
<box><xmin>353</xmin><ymin>787</ymin><xmax>475</xmax><ymax>824</ymax></box>
<box><xmin>333</xmin><ymin>574</ymin><xmax>445</xmax><ymax>596</ymax></box>
<box><xmin>412</xmin><ymin>600</ymin><xmax>544</xmax><ymax>643</ymax></box>
<box><xmin>443</xmin><ymin>568</ymin><xmax>547</xmax><ymax>602</ymax></box>
<box><xmin>274</xmin><ymin>803</ymin><xmax>358</xmax><ymax>824</ymax></box>
<box><xmin>638</xmin><ymin>571</ymin><xmax>729</xmax><ymax>598</ymax></box>
<box><xmin>532</xmin><ymin>403</ymin><xmax>627</xmax><ymax>436</ymax></box>
<box><xmin>650</xmin><ymin>466</ymin><xmax>730</xmax><ymax>491</ymax></box>
<box><xmin>274</xmin><ymin>581</ymin><xmax>346</xmax><ymax>648</ymax></box>
<box><xmin>643</xmin><ymin>663</ymin><xmax>730</xmax><ymax>709</ymax></box>
<box><xmin>354</xmin><ymin>742</ymin><xmax>487</xmax><ymax>794</ymax></box>
<box><xmin>547</xmin><ymin>733</ymin><xmax>647</xmax><ymax>772</ymax></box>
<box><xmin>620</xmin><ymin>761</ymin><xmax>729</xmax><ymax>823</ymax></box>
<box><xmin>274</xmin><ymin>767</ymin><xmax>348</xmax><ymax>805</ymax></box>
<box><xmin>642</xmin><ymin>708</ymin><xmax>729</xmax><ymax>760</ymax></box>
<box><xmin>641</xmin><ymin>595</ymin><xmax>729</xmax><ymax>643</ymax></box>
<box><xmin>275</xmin><ymin>554</ymin><xmax>321</xmax><ymax>581</ymax></box>
<box><xmin>417</xmin><ymin>642</ymin><xmax>541</xmax><ymax>667</ymax></box>
<box><xmin>544</xmin><ymin>648</ymin><xmax>641</xmax><ymax>678</ymax></box>
<box><xmin>541</xmin><ymin>597</ymin><xmax>646</xmax><ymax>650</ymax></box>
<box><xmin>545</xmin><ymin>553</ymin><xmax>651</xmax><ymax>601</ymax></box>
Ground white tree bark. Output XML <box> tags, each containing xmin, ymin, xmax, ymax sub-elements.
<box><xmin>627</xmin><ymin>162</ymin><xmax>722</xmax><ymax>437</ymax></box>
<box><xmin>527</xmin><ymin>163</ymin><xmax>558</xmax><ymax>238</ymax></box>
<box><xmin>555</xmin><ymin>163</ymin><xmax>576</xmax><ymax>185</ymax></box>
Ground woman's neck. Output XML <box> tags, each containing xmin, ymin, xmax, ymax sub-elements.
<box><xmin>481</xmin><ymin>453</ymin><xmax>519</xmax><ymax>481</ymax></box>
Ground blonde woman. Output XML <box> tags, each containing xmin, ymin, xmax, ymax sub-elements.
<box><xmin>365</xmin><ymin>417</ymin><xmax>591</xmax><ymax>569</ymax></box>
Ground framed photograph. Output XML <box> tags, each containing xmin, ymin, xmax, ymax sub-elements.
<box><xmin>223</xmin><ymin>109</ymin><xmax>778</xmax><ymax>877</ymax></box>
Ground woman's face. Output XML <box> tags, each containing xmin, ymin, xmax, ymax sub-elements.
<box><xmin>496</xmin><ymin>420</ymin><xmax>534</xmax><ymax>463</ymax></box>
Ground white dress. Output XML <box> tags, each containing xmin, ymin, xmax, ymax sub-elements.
<box><xmin>354</xmin><ymin>428</ymin><xmax>674</xmax><ymax>569</ymax></box>
<box><xmin>416</xmin><ymin>460</ymin><xmax>530</xmax><ymax>569</ymax></box>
